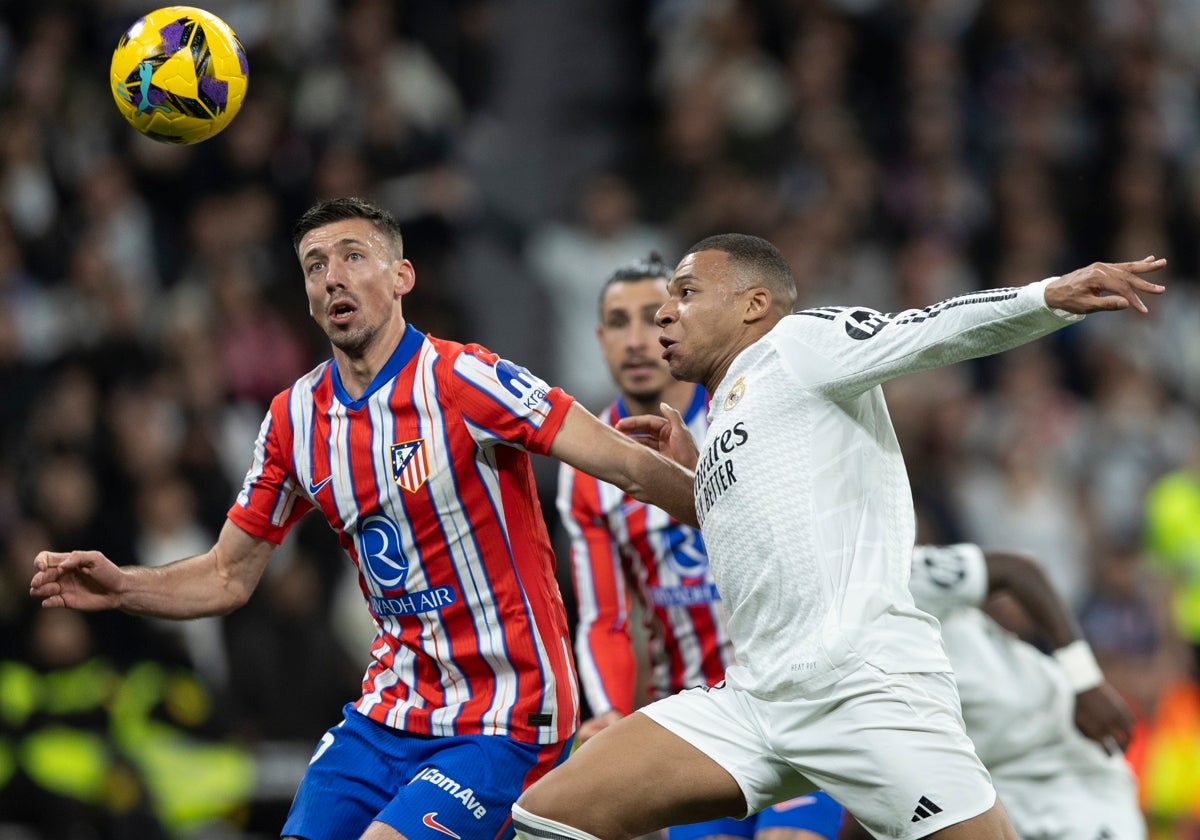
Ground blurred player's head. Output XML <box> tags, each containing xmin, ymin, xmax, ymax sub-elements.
<box><xmin>293</xmin><ymin>197</ymin><xmax>415</xmax><ymax>360</ymax></box>
<box><xmin>597</xmin><ymin>254</ymin><xmax>686</xmax><ymax>410</ymax></box>
<box><xmin>657</xmin><ymin>234</ymin><xmax>797</xmax><ymax>391</ymax></box>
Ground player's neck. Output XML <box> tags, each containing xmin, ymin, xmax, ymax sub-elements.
<box><xmin>332</xmin><ymin>319</ymin><xmax>407</xmax><ymax>399</ymax></box>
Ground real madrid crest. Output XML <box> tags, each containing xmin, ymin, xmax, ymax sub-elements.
<box><xmin>723</xmin><ymin>376</ymin><xmax>745</xmax><ymax>411</ymax></box>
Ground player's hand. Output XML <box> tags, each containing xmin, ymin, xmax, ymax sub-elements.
<box><xmin>615</xmin><ymin>404</ymin><xmax>700</xmax><ymax>470</ymax></box>
<box><xmin>30</xmin><ymin>550</ymin><xmax>124</xmax><ymax>610</ymax></box>
<box><xmin>576</xmin><ymin>710</ymin><xmax>625</xmax><ymax>745</ymax></box>
<box><xmin>1044</xmin><ymin>256</ymin><xmax>1166</xmax><ymax>314</ymax></box>
<box><xmin>1073</xmin><ymin>682</ymin><xmax>1135</xmax><ymax>754</ymax></box>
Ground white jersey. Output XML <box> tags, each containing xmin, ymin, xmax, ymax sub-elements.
<box><xmin>909</xmin><ymin>543</ymin><xmax>1145</xmax><ymax>839</ymax></box>
<box><xmin>696</xmin><ymin>280</ymin><xmax>1078</xmax><ymax>698</ymax></box>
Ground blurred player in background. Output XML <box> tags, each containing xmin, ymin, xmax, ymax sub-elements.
<box><xmin>910</xmin><ymin>544</ymin><xmax>1142</xmax><ymax>838</ymax></box>
<box><xmin>30</xmin><ymin>197</ymin><xmax>698</xmax><ymax>840</ymax></box>
<box><xmin>513</xmin><ymin>234</ymin><xmax>1167</xmax><ymax>840</ymax></box>
<box><xmin>559</xmin><ymin>254</ymin><xmax>728</xmax><ymax>742</ymax></box>
<box><xmin>559</xmin><ymin>253</ymin><xmax>841</xmax><ymax>840</ymax></box>
<box><xmin>839</xmin><ymin>543</ymin><xmax>1145</xmax><ymax>839</ymax></box>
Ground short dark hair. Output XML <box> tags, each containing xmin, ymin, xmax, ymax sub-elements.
<box><xmin>292</xmin><ymin>197</ymin><xmax>404</xmax><ymax>257</ymax></box>
<box><xmin>685</xmin><ymin>233</ymin><xmax>797</xmax><ymax>309</ymax></box>
<box><xmin>598</xmin><ymin>252</ymin><xmax>673</xmax><ymax>312</ymax></box>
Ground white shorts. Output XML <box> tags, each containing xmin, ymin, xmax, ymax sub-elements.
<box><xmin>638</xmin><ymin>665</ymin><xmax>995</xmax><ymax>840</ymax></box>
<box><xmin>991</xmin><ymin>749</ymin><xmax>1146</xmax><ymax>839</ymax></box>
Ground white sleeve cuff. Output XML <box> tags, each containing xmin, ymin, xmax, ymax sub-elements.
<box><xmin>1052</xmin><ymin>639</ymin><xmax>1104</xmax><ymax>693</ymax></box>
<box><xmin>1027</xmin><ymin>277</ymin><xmax>1086</xmax><ymax>322</ymax></box>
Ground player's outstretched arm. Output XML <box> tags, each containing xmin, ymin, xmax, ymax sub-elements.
<box><xmin>30</xmin><ymin>519</ymin><xmax>275</xmax><ymax>619</ymax></box>
<box><xmin>984</xmin><ymin>550</ymin><xmax>1135</xmax><ymax>752</ymax></box>
<box><xmin>550</xmin><ymin>403</ymin><xmax>698</xmax><ymax>527</ymax></box>
<box><xmin>1044</xmin><ymin>256</ymin><xmax>1166</xmax><ymax>314</ymax></box>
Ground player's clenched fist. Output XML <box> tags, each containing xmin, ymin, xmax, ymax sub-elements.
<box><xmin>30</xmin><ymin>550</ymin><xmax>124</xmax><ymax>611</ymax></box>
<box><xmin>1045</xmin><ymin>256</ymin><xmax>1167</xmax><ymax>314</ymax></box>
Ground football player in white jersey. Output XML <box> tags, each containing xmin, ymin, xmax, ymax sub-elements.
<box><xmin>512</xmin><ymin>233</ymin><xmax>1166</xmax><ymax>840</ymax></box>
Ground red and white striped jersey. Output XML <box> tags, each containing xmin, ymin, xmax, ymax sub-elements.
<box><xmin>229</xmin><ymin>325</ymin><xmax>579</xmax><ymax>745</ymax></box>
<box><xmin>556</xmin><ymin>384</ymin><xmax>733</xmax><ymax>716</ymax></box>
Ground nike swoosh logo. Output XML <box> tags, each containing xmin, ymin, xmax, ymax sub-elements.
<box><xmin>422</xmin><ymin>813</ymin><xmax>461</xmax><ymax>838</ymax></box>
<box><xmin>308</xmin><ymin>475</ymin><xmax>333</xmax><ymax>494</ymax></box>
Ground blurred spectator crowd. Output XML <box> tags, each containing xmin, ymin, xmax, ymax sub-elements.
<box><xmin>1</xmin><ymin>0</ymin><xmax>1199</xmax><ymax>837</ymax></box>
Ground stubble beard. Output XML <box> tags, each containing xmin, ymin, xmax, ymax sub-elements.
<box><xmin>327</xmin><ymin>321</ymin><xmax>377</xmax><ymax>358</ymax></box>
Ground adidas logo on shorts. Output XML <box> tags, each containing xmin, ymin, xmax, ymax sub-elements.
<box><xmin>911</xmin><ymin>795</ymin><xmax>943</xmax><ymax>823</ymax></box>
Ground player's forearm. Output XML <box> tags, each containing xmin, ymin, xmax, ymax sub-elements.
<box><xmin>115</xmin><ymin>553</ymin><xmax>254</xmax><ymax>618</ymax></box>
<box><xmin>119</xmin><ymin>520</ymin><xmax>272</xmax><ymax>618</ymax></box>
<box><xmin>626</xmin><ymin>449</ymin><xmax>698</xmax><ymax>527</ymax></box>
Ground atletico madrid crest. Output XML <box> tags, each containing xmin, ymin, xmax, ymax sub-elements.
<box><xmin>391</xmin><ymin>439</ymin><xmax>429</xmax><ymax>492</ymax></box>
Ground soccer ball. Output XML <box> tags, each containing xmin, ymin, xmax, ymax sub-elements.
<box><xmin>110</xmin><ymin>6</ymin><xmax>249</xmax><ymax>145</ymax></box>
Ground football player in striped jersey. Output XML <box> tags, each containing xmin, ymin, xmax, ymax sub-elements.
<box><xmin>30</xmin><ymin>198</ymin><xmax>698</xmax><ymax>840</ymax></box>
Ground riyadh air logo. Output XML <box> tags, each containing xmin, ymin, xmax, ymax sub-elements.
<box><xmin>391</xmin><ymin>439</ymin><xmax>429</xmax><ymax>493</ymax></box>
<box><xmin>495</xmin><ymin>358</ymin><xmax>549</xmax><ymax>410</ymax></box>
<box><xmin>358</xmin><ymin>515</ymin><xmax>409</xmax><ymax>592</ymax></box>
<box><xmin>665</xmin><ymin>526</ymin><xmax>709</xmax><ymax>578</ymax></box>
<box><xmin>723</xmin><ymin>376</ymin><xmax>745</xmax><ymax>411</ymax></box>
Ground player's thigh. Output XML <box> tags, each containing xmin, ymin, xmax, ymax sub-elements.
<box><xmin>518</xmin><ymin>704</ymin><xmax>748</xmax><ymax>837</ymax></box>
<box><xmin>921</xmin><ymin>800</ymin><xmax>1017</xmax><ymax>840</ymax></box>
<box><xmin>787</xmin><ymin>669</ymin><xmax>998</xmax><ymax>840</ymax></box>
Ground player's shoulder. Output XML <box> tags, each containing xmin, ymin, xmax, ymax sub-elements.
<box><xmin>272</xmin><ymin>359</ymin><xmax>333</xmax><ymax>410</ymax></box>
<box><xmin>422</xmin><ymin>332</ymin><xmax>473</xmax><ymax>360</ymax></box>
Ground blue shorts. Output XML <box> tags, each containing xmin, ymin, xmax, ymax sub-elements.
<box><xmin>666</xmin><ymin>791</ymin><xmax>844</xmax><ymax>840</ymax></box>
<box><xmin>282</xmin><ymin>704</ymin><xmax>573</xmax><ymax>840</ymax></box>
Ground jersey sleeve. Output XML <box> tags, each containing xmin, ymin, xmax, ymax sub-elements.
<box><xmin>227</xmin><ymin>393</ymin><xmax>313</xmax><ymax>544</ymax></box>
<box><xmin>908</xmin><ymin>543</ymin><xmax>989</xmax><ymax>619</ymax></box>
<box><xmin>772</xmin><ymin>280</ymin><xmax>1082</xmax><ymax>399</ymax></box>
<box><xmin>556</xmin><ymin>459</ymin><xmax>638</xmax><ymax>717</ymax></box>
<box><xmin>445</xmin><ymin>345</ymin><xmax>574</xmax><ymax>454</ymax></box>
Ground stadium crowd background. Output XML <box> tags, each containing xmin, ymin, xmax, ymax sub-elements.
<box><xmin>1</xmin><ymin>0</ymin><xmax>1199</xmax><ymax>837</ymax></box>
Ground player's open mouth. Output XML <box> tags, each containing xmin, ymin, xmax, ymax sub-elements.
<box><xmin>328</xmin><ymin>299</ymin><xmax>358</xmax><ymax>324</ymax></box>
<box><xmin>659</xmin><ymin>337</ymin><xmax>677</xmax><ymax>359</ymax></box>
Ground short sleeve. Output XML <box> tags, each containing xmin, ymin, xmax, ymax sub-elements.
<box><xmin>909</xmin><ymin>543</ymin><xmax>989</xmax><ymax>619</ymax></box>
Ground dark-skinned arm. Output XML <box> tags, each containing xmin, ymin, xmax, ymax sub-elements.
<box><xmin>983</xmin><ymin>550</ymin><xmax>1134</xmax><ymax>753</ymax></box>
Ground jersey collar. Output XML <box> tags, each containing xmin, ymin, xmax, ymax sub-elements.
<box><xmin>614</xmin><ymin>383</ymin><xmax>708</xmax><ymax>424</ymax></box>
<box><xmin>330</xmin><ymin>323</ymin><xmax>425</xmax><ymax>410</ymax></box>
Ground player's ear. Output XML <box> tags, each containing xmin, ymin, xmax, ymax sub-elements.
<box><xmin>394</xmin><ymin>259</ymin><xmax>416</xmax><ymax>297</ymax></box>
<box><xmin>743</xmin><ymin>286</ymin><xmax>773</xmax><ymax>324</ymax></box>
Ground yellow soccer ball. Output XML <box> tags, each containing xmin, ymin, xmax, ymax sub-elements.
<box><xmin>110</xmin><ymin>6</ymin><xmax>249</xmax><ymax>145</ymax></box>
